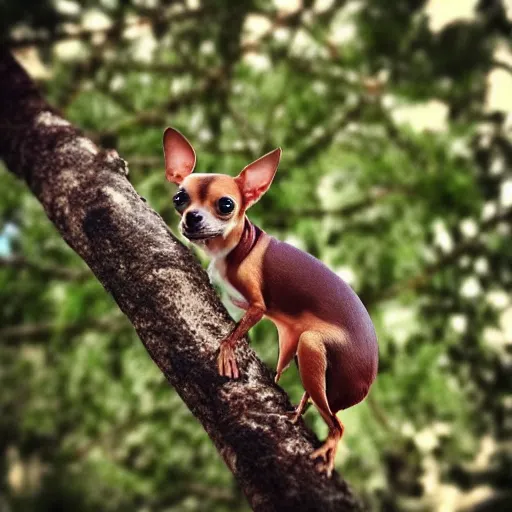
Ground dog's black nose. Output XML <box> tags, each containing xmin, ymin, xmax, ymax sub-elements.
<box><xmin>186</xmin><ymin>210</ymin><xmax>203</xmax><ymax>228</ymax></box>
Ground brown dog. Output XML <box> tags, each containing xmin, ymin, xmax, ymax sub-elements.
<box><xmin>163</xmin><ymin>127</ymin><xmax>378</xmax><ymax>476</ymax></box>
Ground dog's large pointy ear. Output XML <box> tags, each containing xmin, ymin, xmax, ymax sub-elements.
<box><xmin>235</xmin><ymin>148</ymin><xmax>282</xmax><ymax>208</ymax></box>
<box><xmin>163</xmin><ymin>127</ymin><xmax>196</xmax><ymax>184</ymax></box>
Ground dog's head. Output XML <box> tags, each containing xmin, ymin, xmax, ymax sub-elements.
<box><xmin>163</xmin><ymin>127</ymin><xmax>281</xmax><ymax>243</ymax></box>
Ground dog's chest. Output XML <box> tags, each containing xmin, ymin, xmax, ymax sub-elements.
<box><xmin>208</xmin><ymin>258</ymin><xmax>247</xmax><ymax>306</ymax></box>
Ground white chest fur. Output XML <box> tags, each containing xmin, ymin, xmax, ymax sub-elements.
<box><xmin>208</xmin><ymin>257</ymin><xmax>247</xmax><ymax>312</ymax></box>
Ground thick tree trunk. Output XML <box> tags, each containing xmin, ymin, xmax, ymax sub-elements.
<box><xmin>0</xmin><ymin>49</ymin><xmax>364</xmax><ymax>512</ymax></box>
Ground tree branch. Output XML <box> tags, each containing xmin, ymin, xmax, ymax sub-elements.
<box><xmin>0</xmin><ymin>255</ymin><xmax>90</xmax><ymax>281</ymax></box>
<box><xmin>93</xmin><ymin>72</ymin><xmax>221</xmax><ymax>144</ymax></box>
<box><xmin>0</xmin><ymin>314</ymin><xmax>127</xmax><ymax>344</ymax></box>
<box><xmin>0</xmin><ymin>49</ymin><xmax>363</xmax><ymax>511</ymax></box>
<box><xmin>266</xmin><ymin>187</ymin><xmax>411</xmax><ymax>229</ymax></box>
<box><xmin>5</xmin><ymin>9</ymin><xmax>205</xmax><ymax>49</ymax></box>
<box><xmin>372</xmin><ymin>208</ymin><xmax>512</xmax><ymax>303</ymax></box>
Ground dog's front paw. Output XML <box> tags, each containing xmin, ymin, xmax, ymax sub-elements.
<box><xmin>217</xmin><ymin>340</ymin><xmax>240</xmax><ymax>379</ymax></box>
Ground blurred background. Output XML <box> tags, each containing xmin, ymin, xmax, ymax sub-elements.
<box><xmin>1</xmin><ymin>0</ymin><xmax>512</xmax><ymax>510</ymax></box>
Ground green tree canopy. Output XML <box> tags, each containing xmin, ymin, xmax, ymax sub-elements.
<box><xmin>1</xmin><ymin>0</ymin><xmax>511</xmax><ymax>510</ymax></box>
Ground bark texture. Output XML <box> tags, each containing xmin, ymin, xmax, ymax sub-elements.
<box><xmin>0</xmin><ymin>49</ymin><xmax>364</xmax><ymax>512</ymax></box>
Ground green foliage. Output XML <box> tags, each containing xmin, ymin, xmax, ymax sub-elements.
<box><xmin>1</xmin><ymin>0</ymin><xmax>512</xmax><ymax>510</ymax></box>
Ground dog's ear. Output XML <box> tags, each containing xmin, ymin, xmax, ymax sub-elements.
<box><xmin>235</xmin><ymin>148</ymin><xmax>281</xmax><ymax>209</ymax></box>
<box><xmin>163</xmin><ymin>127</ymin><xmax>196</xmax><ymax>184</ymax></box>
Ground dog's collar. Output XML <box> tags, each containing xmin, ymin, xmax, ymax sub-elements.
<box><xmin>226</xmin><ymin>217</ymin><xmax>262</xmax><ymax>266</ymax></box>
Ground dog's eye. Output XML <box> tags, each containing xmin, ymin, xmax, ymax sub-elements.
<box><xmin>173</xmin><ymin>190</ymin><xmax>190</xmax><ymax>212</ymax></box>
<box><xmin>217</xmin><ymin>196</ymin><xmax>235</xmax><ymax>215</ymax></box>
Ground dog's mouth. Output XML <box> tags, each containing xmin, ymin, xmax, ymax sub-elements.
<box><xmin>182</xmin><ymin>229</ymin><xmax>223</xmax><ymax>241</ymax></box>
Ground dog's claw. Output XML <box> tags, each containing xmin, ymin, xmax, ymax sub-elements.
<box><xmin>285</xmin><ymin>410</ymin><xmax>302</xmax><ymax>424</ymax></box>
<box><xmin>310</xmin><ymin>436</ymin><xmax>339</xmax><ymax>478</ymax></box>
<box><xmin>218</xmin><ymin>340</ymin><xmax>239</xmax><ymax>379</ymax></box>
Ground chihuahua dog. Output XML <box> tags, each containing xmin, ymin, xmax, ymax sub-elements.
<box><xmin>163</xmin><ymin>127</ymin><xmax>378</xmax><ymax>476</ymax></box>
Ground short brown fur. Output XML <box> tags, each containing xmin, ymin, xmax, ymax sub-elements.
<box><xmin>163</xmin><ymin>127</ymin><xmax>379</xmax><ymax>476</ymax></box>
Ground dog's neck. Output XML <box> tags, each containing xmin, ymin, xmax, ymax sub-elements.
<box><xmin>226</xmin><ymin>217</ymin><xmax>262</xmax><ymax>266</ymax></box>
<box><xmin>202</xmin><ymin>217</ymin><xmax>261</xmax><ymax>262</ymax></box>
